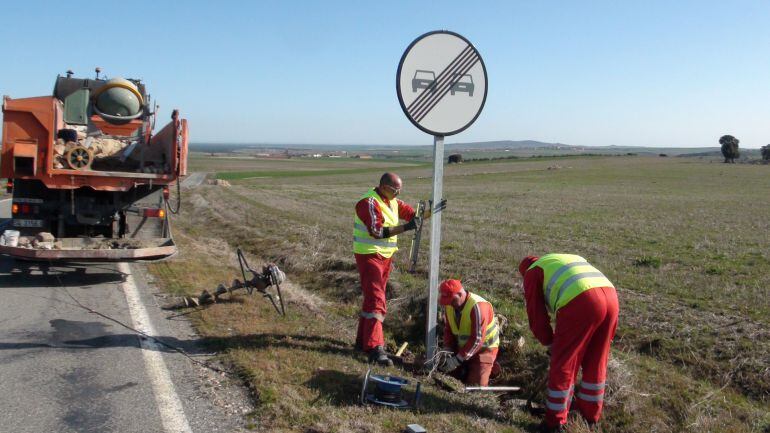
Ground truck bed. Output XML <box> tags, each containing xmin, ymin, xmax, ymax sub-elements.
<box><xmin>0</xmin><ymin>237</ymin><xmax>176</xmax><ymax>262</ymax></box>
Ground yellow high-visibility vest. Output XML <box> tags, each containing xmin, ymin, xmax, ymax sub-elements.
<box><xmin>529</xmin><ymin>253</ymin><xmax>614</xmax><ymax>313</ymax></box>
<box><xmin>353</xmin><ymin>188</ymin><xmax>399</xmax><ymax>258</ymax></box>
<box><xmin>445</xmin><ymin>292</ymin><xmax>500</xmax><ymax>350</ymax></box>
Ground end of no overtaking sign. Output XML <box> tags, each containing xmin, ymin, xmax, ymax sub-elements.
<box><xmin>397</xmin><ymin>30</ymin><xmax>487</xmax><ymax>137</ymax></box>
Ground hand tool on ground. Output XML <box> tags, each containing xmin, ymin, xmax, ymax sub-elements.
<box><xmin>464</xmin><ymin>386</ymin><xmax>522</xmax><ymax>393</ymax></box>
<box><xmin>395</xmin><ymin>342</ymin><xmax>409</xmax><ymax>357</ymax></box>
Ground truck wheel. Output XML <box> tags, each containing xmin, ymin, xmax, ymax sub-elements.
<box><xmin>66</xmin><ymin>146</ymin><xmax>94</xmax><ymax>170</ymax></box>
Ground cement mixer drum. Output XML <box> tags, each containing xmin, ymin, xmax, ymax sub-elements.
<box><xmin>93</xmin><ymin>78</ymin><xmax>144</xmax><ymax>124</ymax></box>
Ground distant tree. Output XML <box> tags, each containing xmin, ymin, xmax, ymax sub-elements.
<box><xmin>761</xmin><ymin>145</ymin><xmax>770</xmax><ymax>161</ymax></box>
<box><xmin>719</xmin><ymin>135</ymin><xmax>740</xmax><ymax>163</ymax></box>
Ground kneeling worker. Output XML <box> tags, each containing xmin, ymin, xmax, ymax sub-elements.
<box><xmin>438</xmin><ymin>279</ymin><xmax>500</xmax><ymax>386</ymax></box>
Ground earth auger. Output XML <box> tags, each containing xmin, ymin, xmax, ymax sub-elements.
<box><xmin>407</xmin><ymin>198</ymin><xmax>447</xmax><ymax>273</ymax></box>
<box><xmin>175</xmin><ymin>247</ymin><xmax>287</xmax><ymax>315</ymax></box>
<box><xmin>407</xmin><ymin>200</ymin><xmax>427</xmax><ymax>273</ymax></box>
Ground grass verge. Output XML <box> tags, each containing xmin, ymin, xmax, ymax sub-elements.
<box><xmin>149</xmin><ymin>156</ymin><xmax>770</xmax><ymax>432</ymax></box>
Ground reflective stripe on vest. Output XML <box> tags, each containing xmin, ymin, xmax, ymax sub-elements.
<box><xmin>353</xmin><ymin>188</ymin><xmax>399</xmax><ymax>258</ymax></box>
<box><xmin>529</xmin><ymin>254</ymin><xmax>614</xmax><ymax>312</ymax></box>
<box><xmin>445</xmin><ymin>292</ymin><xmax>500</xmax><ymax>350</ymax></box>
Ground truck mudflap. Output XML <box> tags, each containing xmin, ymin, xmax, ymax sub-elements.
<box><xmin>0</xmin><ymin>237</ymin><xmax>176</xmax><ymax>262</ymax></box>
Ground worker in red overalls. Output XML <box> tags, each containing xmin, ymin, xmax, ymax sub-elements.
<box><xmin>518</xmin><ymin>254</ymin><xmax>619</xmax><ymax>432</ymax></box>
<box><xmin>437</xmin><ymin>279</ymin><xmax>500</xmax><ymax>386</ymax></box>
<box><xmin>354</xmin><ymin>172</ymin><xmax>445</xmax><ymax>366</ymax></box>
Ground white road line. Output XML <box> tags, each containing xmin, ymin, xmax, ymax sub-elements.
<box><xmin>118</xmin><ymin>262</ymin><xmax>193</xmax><ymax>433</ymax></box>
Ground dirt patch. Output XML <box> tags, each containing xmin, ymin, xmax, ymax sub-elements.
<box><xmin>207</xmin><ymin>179</ymin><xmax>232</xmax><ymax>186</ymax></box>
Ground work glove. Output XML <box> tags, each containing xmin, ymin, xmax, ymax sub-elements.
<box><xmin>439</xmin><ymin>354</ymin><xmax>462</xmax><ymax>373</ymax></box>
<box><xmin>403</xmin><ymin>218</ymin><xmax>417</xmax><ymax>232</ymax></box>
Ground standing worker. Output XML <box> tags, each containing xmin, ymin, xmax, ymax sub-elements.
<box><xmin>437</xmin><ymin>279</ymin><xmax>500</xmax><ymax>386</ymax></box>
<box><xmin>518</xmin><ymin>254</ymin><xmax>619</xmax><ymax>432</ymax></box>
<box><xmin>354</xmin><ymin>172</ymin><xmax>445</xmax><ymax>366</ymax></box>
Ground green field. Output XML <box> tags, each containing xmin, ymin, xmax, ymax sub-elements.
<box><xmin>151</xmin><ymin>155</ymin><xmax>770</xmax><ymax>433</ymax></box>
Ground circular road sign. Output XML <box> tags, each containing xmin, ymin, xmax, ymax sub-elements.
<box><xmin>397</xmin><ymin>30</ymin><xmax>487</xmax><ymax>136</ymax></box>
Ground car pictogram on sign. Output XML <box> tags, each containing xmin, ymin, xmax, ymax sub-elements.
<box><xmin>450</xmin><ymin>74</ymin><xmax>474</xmax><ymax>97</ymax></box>
<box><xmin>412</xmin><ymin>70</ymin><xmax>437</xmax><ymax>94</ymax></box>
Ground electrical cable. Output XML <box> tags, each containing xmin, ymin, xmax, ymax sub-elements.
<box><xmin>423</xmin><ymin>349</ymin><xmax>454</xmax><ymax>379</ymax></box>
<box><xmin>166</xmin><ymin>178</ymin><xmax>181</xmax><ymax>214</ymax></box>
<box><xmin>48</xmin><ymin>260</ymin><xmax>235</xmax><ymax>377</ymax></box>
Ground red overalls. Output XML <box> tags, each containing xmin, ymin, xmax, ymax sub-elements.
<box><xmin>523</xmin><ymin>265</ymin><xmax>619</xmax><ymax>428</ymax></box>
<box><xmin>354</xmin><ymin>190</ymin><xmax>414</xmax><ymax>351</ymax></box>
<box><xmin>354</xmin><ymin>253</ymin><xmax>393</xmax><ymax>351</ymax></box>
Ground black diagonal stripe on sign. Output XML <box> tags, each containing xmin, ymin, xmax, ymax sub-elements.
<box><xmin>407</xmin><ymin>48</ymin><xmax>474</xmax><ymax>118</ymax></box>
<box><xmin>413</xmin><ymin>53</ymin><xmax>480</xmax><ymax>123</ymax></box>
<box><xmin>414</xmin><ymin>58</ymin><xmax>479</xmax><ymax>123</ymax></box>
<box><xmin>414</xmin><ymin>53</ymin><xmax>479</xmax><ymax>122</ymax></box>
<box><xmin>406</xmin><ymin>45</ymin><xmax>472</xmax><ymax>113</ymax></box>
<box><xmin>407</xmin><ymin>45</ymin><xmax>473</xmax><ymax>114</ymax></box>
<box><xmin>412</xmin><ymin>52</ymin><xmax>479</xmax><ymax>122</ymax></box>
<box><xmin>408</xmin><ymin>48</ymin><xmax>477</xmax><ymax>119</ymax></box>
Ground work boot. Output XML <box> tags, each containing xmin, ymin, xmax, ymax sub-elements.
<box><xmin>538</xmin><ymin>422</ymin><xmax>566</xmax><ymax>433</ymax></box>
<box><xmin>368</xmin><ymin>346</ymin><xmax>394</xmax><ymax>367</ymax></box>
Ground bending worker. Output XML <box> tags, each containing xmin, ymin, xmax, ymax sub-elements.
<box><xmin>518</xmin><ymin>254</ymin><xmax>619</xmax><ymax>432</ymax></box>
<box><xmin>354</xmin><ymin>172</ymin><xmax>445</xmax><ymax>366</ymax></box>
<box><xmin>437</xmin><ymin>279</ymin><xmax>500</xmax><ymax>386</ymax></box>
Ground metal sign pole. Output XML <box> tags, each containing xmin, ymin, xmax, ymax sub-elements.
<box><xmin>396</xmin><ymin>30</ymin><xmax>487</xmax><ymax>361</ymax></box>
<box><xmin>425</xmin><ymin>134</ymin><xmax>444</xmax><ymax>360</ymax></box>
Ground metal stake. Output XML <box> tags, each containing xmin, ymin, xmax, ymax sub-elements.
<box><xmin>426</xmin><ymin>134</ymin><xmax>444</xmax><ymax>360</ymax></box>
<box><xmin>464</xmin><ymin>386</ymin><xmax>522</xmax><ymax>393</ymax></box>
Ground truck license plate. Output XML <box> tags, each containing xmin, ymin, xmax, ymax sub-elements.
<box><xmin>13</xmin><ymin>219</ymin><xmax>44</xmax><ymax>228</ymax></box>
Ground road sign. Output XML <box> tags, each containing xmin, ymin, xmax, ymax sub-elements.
<box><xmin>397</xmin><ymin>30</ymin><xmax>487</xmax><ymax>136</ymax></box>
<box><xmin>396</xmin><ymin>30</ymin><xmax>486</xmax><ymax>360</ymax></box>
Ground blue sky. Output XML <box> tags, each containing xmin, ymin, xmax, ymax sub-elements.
<box><xmin>1</xmin><ymin>1</ymin><xmax>768</xmax><ymax>148</ymax></box>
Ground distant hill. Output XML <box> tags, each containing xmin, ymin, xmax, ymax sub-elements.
<box><xmin>446</xmin><ymin>140</ymin><xmax>572</xmax><ymax>150</ymax></box>
<box><xmin>447</xmin><ymin>140</ymin><xmax>750</xmax><ymax>157</ymax></box>
<box><xmin>190</xmin><ymin>141</ymin><xmax>762</xmax><ymax>159</ymax></box>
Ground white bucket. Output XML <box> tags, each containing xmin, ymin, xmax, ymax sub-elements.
<box><xmin>1</xmin><ymin>230</ymin><xmax>20</xmax><ymax>247</ymax></box>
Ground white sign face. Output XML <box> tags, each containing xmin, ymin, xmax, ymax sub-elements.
<box><xmin>397</xmin><ymin>31</ymin><xmax>487</xmax><ymax>136</ymax></box>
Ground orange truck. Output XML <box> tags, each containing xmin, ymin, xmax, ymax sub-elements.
<box><xmin>0</xmin><ymin>70</ymin><xmax>188</xmax><ymax>261</ymax></box>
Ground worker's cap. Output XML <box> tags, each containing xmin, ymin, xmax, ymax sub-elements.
<box><xmin>439</xmin><ymin>279</ymin><xmax>463</xmax><ymax>305</ymax></box>
<box><xmin>518</xmin><ymin>256</ymin><xmax>539</xmax><ymax>276</ymax></box>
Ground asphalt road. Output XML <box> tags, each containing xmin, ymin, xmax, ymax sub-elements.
<box><xmin>0</xmin><ymin>196</ymin><xmax>253</xmax><ymax>433</ymax></box>
<box><xmin>181</xmin><ymin>172</ymin><xmax>207</xmax><ymax>188</ymax></box>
